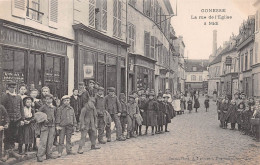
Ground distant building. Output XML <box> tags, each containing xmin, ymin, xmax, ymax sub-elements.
<box><xmin>185</xmin><ymin>59</ymin><xmax>209</xmax><ymax>94</ymax></box>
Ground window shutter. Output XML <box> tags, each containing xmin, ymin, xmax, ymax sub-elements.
<box><xmin>113</xmin><ymin>0</ymin><xmax>117</xmax><ymax>36</ymax></box>
<box><xmin>102</xmin><ymin>0</ymin><xmax>107</xmax><ymax>31</ymax></box>
<box><xmin>89</xmin><ymin>0</ymin><xmax>95</xmax><ymax>27</ymax></box>
<box><xmin>154</xmin><ymin>37</ymin><xmax>157</xmax><ymax>60</ymax></box>
<box><xmin>12</xmin><ymin>0</ymin><xmax>26</xmax><ymax>18</ymax></box>
<box><xmin>151</xmin><ymin>36</ymin><xmax>155</xmax><ymax>59</ymax></box>
<box><xmin>144</xmin><ymin>32</ymin><xmax>150</xmax><ymax>57</ymax></box>
<box><xmin>49</xmin><ymin>0</ymin><xmax>58</xmax><ymax>28</ymax></box>
<box><xmin>256</xmin><ymin>42</ymin><xmax>258</xmax><ymax>63</ymax></box>
<box><xmin>118</xmin><ymin>0</ymin><xmax>122</xmax><ymax>38</ymax></box>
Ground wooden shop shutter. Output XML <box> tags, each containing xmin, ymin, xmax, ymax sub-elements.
<box><xmin>12</xmin><ymin>0</ymin><xmax>26</xmax><ymax>18</ymax></box>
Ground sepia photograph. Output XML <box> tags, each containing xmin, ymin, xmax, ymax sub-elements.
<box><xmin>0</xmin><ymin>0</ymin><xmax>259</xmax><ymax>164</ymax></box>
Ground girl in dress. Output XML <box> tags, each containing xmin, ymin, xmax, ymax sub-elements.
<box><xmin>204</xmin><ymin>95</ymin><xmax>210</xmax><ymax>112</ymax></box>
<box><xmin>18</xmin><ymin>96</ymin><xmax>35</xmax><ymax>154</ymax></box>
<box><xmin>187</xmin><ymin>97</ymin><xmax>193</xmax><ymax>113</ymax></box>
<box><xmin>194</xmin><ymin>94</ymin><xmax>200</xmax><ymax>112</ymax></box>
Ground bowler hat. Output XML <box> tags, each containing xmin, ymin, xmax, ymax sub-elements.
<box><xmin>78</xmin><ymin>82</ymin><xmax>85</xmax><ymax>86</ymax></box>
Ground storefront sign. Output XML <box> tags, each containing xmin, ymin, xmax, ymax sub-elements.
<box><xmin>0</xmin><ymin>27</ymin><xmax>67</xmax><ymax>55</ymax></box>
<box><xmin>136</xmin><ymin>58</ymin><xmax>155</xmax><ymax>69</ymax></box>
<box><xmin>83</xmin><ymin>65</ymin><xmax>94</xmax><ymax>79</ymax></box>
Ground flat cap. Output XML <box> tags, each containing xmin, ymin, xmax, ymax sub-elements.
<box><xmin>78</xmin><ymin>82</ymin><xmax>85</xmax><ymax>86</ymax></box>
<box><xmin>44</xmin><ymin>93</ymin><xmax>54</xmax><ymax>99</ymax></box>
<box><xmin>89</xmin><ymin>80</ymin><xmax>95</xmax><ymax>84</ymax></box>
<box><xmin>98</xmin><ymin>87</ymin><xmax>104</xmax><ymax>91</ymax></box>
<box><xmin>61</xmin><ymin>95</ymin><xmax>70</xmax><ymax>100</ymax></box>
<box><xmin>107</xmin><ymin>87</ymin><xmax>115</xmax><ymax>92</ymax></box>
<box><xmin>129</xmin><ymin>95</ymin><xmax>136</xmax><ymax>99</ymax></box>
<box><xmin>163</xmin><ymin>94</ymin><xmax>171</xmax><ymax>98</ymax></box>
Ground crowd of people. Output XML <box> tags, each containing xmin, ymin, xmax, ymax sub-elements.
<box><xmin>0</xmin><ymin>80</ymin><xmax>186</xmax><ymax>163</ymax></box>
<box><xmin>216</xmin><ymin>92</ymin><xmax>260</xmax><ymax>142</ymax></box>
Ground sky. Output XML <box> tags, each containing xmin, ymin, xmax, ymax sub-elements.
<box><xmin>170</xmin><ymin>0</ymin><xmax>256</xmax><ymax>59</ymax></box>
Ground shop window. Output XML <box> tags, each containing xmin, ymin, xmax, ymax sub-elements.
<box><xmin>2</xmin><ymin>49</ymin><xmax>25</xmax><ymax>89</ymax></box>
<box><xmin>44</xmin><ymin>55</ymin><xmax>64</xmax><ymax>98</ymax></box>
<box><xmin>28</xmin><ymin>53</ymin><xmax>42</xmax><ymax>90</ymax></box>
<box><xmin>107</xmin><ymin>56</ymin><xmax>117</xmax><ymax>89</ymax></box>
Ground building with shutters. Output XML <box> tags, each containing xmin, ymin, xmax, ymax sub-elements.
<box><xmin>237</xmin><ymin>16</ymin><xmax>255</xmax><ymax>98</ymax></box>
<box><xmin>0</xmin><ymin>0</ymin><xmax>74</xmax><ymax>98</ymax></box>
<box><xmin>127</xmin><ymin>0</ymin><xmax>176</xmax><ymax>95</ymax></box>
<box><xmin>72</xmin><ymin>0</ymin><xmax>129</xmax><ymax>96</ymax></box>
<box><xmin>219</xmin><ymin>37</ymin><xmax>239</xmax><ymax>99</ymax></box>
<box><xmin>252</xmin><ymin>0</ymin><xmax>260</xmax><ymax>99</ymax></box>
<box><xmin>185</xmin><ymin>59</ymin><xmax>209</xmax><ymax>95</ymax></box>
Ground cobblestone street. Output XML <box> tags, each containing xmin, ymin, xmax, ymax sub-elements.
<box><xmin>18</xmin><ymin>98</ymin><xmax>260</xmax><ymax>165</ymax></box>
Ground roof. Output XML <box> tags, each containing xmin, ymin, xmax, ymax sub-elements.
<box><xmin>185</xmin><ymin>59</ymin><xmax>209</xmax><ymax>72</ymax></box>
<box><xmin>209</xmin><ymin>42</ymin><xmax>237</xmax><ymax>66</ymax></box>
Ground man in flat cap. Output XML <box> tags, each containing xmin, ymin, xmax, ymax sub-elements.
<box><xmin>1</xmin><ymin>82</ymin><xmax>24</xmax><ymax>161</ymax></box>
<box><xmin>126</xmin><ymin>95</ymin><xmax>140</xmax><ymax>138</ymax></box>
<box><xmin>104</xmin><ymin>87</ymin><xmax>125</xmax><ymax>141</ymax></box>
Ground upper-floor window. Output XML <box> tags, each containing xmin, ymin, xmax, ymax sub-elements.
<box><xmin>245</xmin><ymin>53</ymin><xmax>248</xmax><ymax>70</ymax></box>
<box><xmin>89</xmin><ymin>0</ymin><xmax>107</xmax><ymax>31</ymax></box>
<box><xmin>191</xmin><ymin>75</ymin><xmax>196</xmax><ymax>81</ymax></box>
<box><xmin>199</xmin><ymin>75</ymin><xmax>202</xmax><ymax>81</ymax></box>
<box><xmin>192</xmin><ymin>66</ymin><xmax>197</xmax><ymax>71</ymax></box>
<box><xmin>113</xmin><ymin>0</ymin><xmax>122</xmax><ymax>38</ymax></box>
<box><xmin>128</xmin><ymin>23</ymin><xmax>135</xmax><ymax>53</ymax></box>
<box><xmin>241</xmin><ymin>54</ymin><xmax>244</xmax><ymax>72</ymax></box>
<box><xmin>250</xmin><ymin>49</ymin><xmax>253</xmax><ymax>67</ymax></box>
<box><xmin>26</xmin><ymin>0</ymin><xmax>43</xmax><ymax>22</ymax></box>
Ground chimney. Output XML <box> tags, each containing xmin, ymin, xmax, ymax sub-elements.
<box><xmin>212</xmin><ymin>30</ymin><xmax>217</xmax><ymax>57</ymax></box>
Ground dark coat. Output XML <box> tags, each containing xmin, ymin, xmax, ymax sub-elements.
<box><xmin>38</xmin><ymin>104</ymin><xmax>56</xmax><ymax>127</ymax></box>
<box><xmin>204</xmin><ymin>99</ymin><xmax>209</xmax><ymax>108</ymax></box>
<box><xmin>187</xmin><ymin>100</ymin><xmax>193</xmax><ymax>111</ymax></box>
<box><xmin>56</xmin><ymin>104</ymin><xmax>77</xmax><ymax>127</ymax></box>
<box><xmin>236</xmin><ymin>108</ymin><xmax>244</xmax><ymax>125</ymax></box>
<box><xmin>143</xmin><ymin>99</ymin><xmax>158</xmax><ymax>126</ymax></box>
<box><xmin>157</xmin><ymin>101</ymin><xmax>166</xmax><ymax>126</ymax></box>
<box><xmin>1</xmin><ymin>93</ymin><xmax>24</xmax><ymax>122</ymax></box>
<box><xmin>80</xmin><ymin>101</ymin><xmax>97</xmax><ymax>131</ymax></box>
<box><xmin>138</xmin><ymin>98</ymin><xmax>147</xmax><ymax>124</ymax></box>
<box><xmin>165</xmin><ymin>102</ymin><xmax>175</xmax><ymax>123</ymax></box>
<box><xmin>220</xmin><ymin>103</ymin><xmax>229</xmax><ymax>122</ymax></box>
<box><xmin>104</xmin><ymin>95</ymin><xmax>121</xmax><ymax>115</ymax></box>
<box><xmin>80</xmin><ymin>90</ymin><xmax>90</xmax><ymax>109</ymax></box>
<box><xmin>0</xmin><ymin>104</ymin><xmax>10</xmax><ymax>126</ymax></box>
<box><xmin>194</xmin><ymin>98</ymin><xmax>200</xmax><ymax>109</ymax></box>
<box><xmin>227</xmin><ymin>104</ymin><xmax>237</xmax><ymax>123</ymax></box>
<box><xmin>70</xmin><ymin>95</ymin><xmax>81</xmax><ymax>116</ymax></box>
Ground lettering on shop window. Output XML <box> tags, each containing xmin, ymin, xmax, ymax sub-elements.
<box><xmin>3</xmin><ymin>71</ymin><xmax>24</xmax><ymax>83</ymax></box>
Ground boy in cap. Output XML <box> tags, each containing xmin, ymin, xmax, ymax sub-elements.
<box><xmin>78</xmin><ymin>94</ymin><xmax>101</xmax><ymax>154</ymax></box>
<box><xmin>163</xmin><ymin>94</ymin><xmax>175</xmax><ymax>132</ymax></box>
<box><xmin>0</xmin><ymin>104</ymin><xmax>9</xmax><ymax>160</ymax></box>
<box><xmin>137</xmin><ymin>93</ymin><xmax>147</xmax><ymax>136</ymax></box>
<box><xmin>37</xmin><ymin>93</ymin><xmax>57</xmax><ymax>162</ymax></box>
<box><xmin>56</xmin><ymin>95</ymin><xmax>77</xmax><ymax>157</ymax></box>
<box><xmin>143</xmin><ymin>92</ymin><xmax>158</xmax><ymax>135</ymax></box>
<box><xmin>119</xmin><ymin>93</ymin><xmax>128</xmax><ymax>137</ymax></box>
<box><xmin>126</xmin><ymin>95</ymin><xmax>140</xmax><ymax>138</ymax></box>
<box><xmin>156</xmin><ymin>94</ymin><xmax>165</xmax><ymax>134</ymax></box>
<box><xmin>95</xmin><ymin>87</ymin><xmax>108</xmax><ymax>144</ymax></box>
<box><xmin>1</xmin><ymin>82</ymin><xmax>24</xmax><ymax>161</ymax></box>
<box><xmin>104</xmin><ymin>87</ymin><xmax>125</xmax><ymax>141</ymax></box>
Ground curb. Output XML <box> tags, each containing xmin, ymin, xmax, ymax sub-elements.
<box><xmin>3</xmin><ymin>131</ymin><xmax>116</xmax><ymax>165</ymax></box>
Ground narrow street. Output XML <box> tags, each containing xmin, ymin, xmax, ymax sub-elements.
<box><xmin>18</xmin><ymin>97</ymin><xmax>260</xmax><ymax>165</ymax></box>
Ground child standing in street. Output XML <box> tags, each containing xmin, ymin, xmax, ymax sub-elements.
<box><xmin>0</xmin><ymin>104</ymin><xmax>9</xmax><ymax>161</ymax></box>
<box><xmin>56</xmin><ymin>95</ymin><xmax>77</xmax><ymax>157</ymax></box>
<box><xmin>156</xmin><ymin>94</ymin><xmax>165</xmax><ymax>134</ymax></box>
<box><xmin>18</xmin><ymin>84</ymin><xmax>28</xmax><ymax>100</ymax></box>
<box><xmin>119</xmin><ymin>93</ymin><xmax>128</xmax><ymax>138</ymax></box>
<box><xmin>187</xmin><ymin>97</ymin><xmax>193</xmax><ymax>113</ymax></box>
<box><xmin>37</xmin><ymin>94</ymin><xmax>57</xmax><ymax>162</ymax></box>
<box><xmin>144</xmin><ymin>92</ymin><xmax>158</xmax><ymax>135</ymax></box>
<box><xmin>237</xmin><ymin>102</ymin><xmax>245</xmax><ymax>131</ymax></box>
<box><xmin>70</xmin><ymin>89</ymin><xmax>81</xmax><ymax>132</ymax></box>
<box><xmin>227</xmin><ymin>100</ymin><xmax>237</xmax><ymax>130</ymax></box>
<box><xmin>18</xmin><ymin>96</ymin><xmax>35</xmax><ymax>154</ymax></box>
<box><xmin>194</xmin><ymin>94</ymin><xmax>200</xmax><ymax>112</ymax></box>
<box><xmin>127</xmin><ymin>95</ymin><xmax>139</xmax><ymax>138</ymax></box>
<box><xmin>204</xmin><ymin>95</ymin><xmax>210</xmax><ymax>112</ymax></box>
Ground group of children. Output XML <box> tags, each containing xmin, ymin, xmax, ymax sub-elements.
<box><xmin>0</xmin><ymin>81</ymin><xmax>178</xmax><ymax>163</ymax></box>
<box><xmin>217</xmin><ymin>92</ymin><xmax>260</xmax><ymax>142</ymax></box>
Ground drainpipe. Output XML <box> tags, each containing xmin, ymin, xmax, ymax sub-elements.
<box><xmin>125</xmin><ymin>0</ymin><xmax>128</xmax><ymax>100</ymax></box>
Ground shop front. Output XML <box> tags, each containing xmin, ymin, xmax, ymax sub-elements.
<box><xmin>128</xmin><ymin>54</ymin><xmax>155</xmax><ymax>93</ymax></box>
<box><xmin>73</xmin><ymin>24</ymin><xmax>128</xmax><ymax>96</ymax></box>
<box><xmin>0</xmin><ymin>20</ymin><xmax>72</xmax><ymax>98</ymax></box>
<box><xmin>222</xmin><ymin>73</ymin><xmax>239</xmax><ymax>99</ymax></box>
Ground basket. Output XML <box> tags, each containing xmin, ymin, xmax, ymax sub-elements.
<box><xmin>250</xmin><ymin>118</ymin><xmax>260</xmax><ymax>126</ymax></box>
